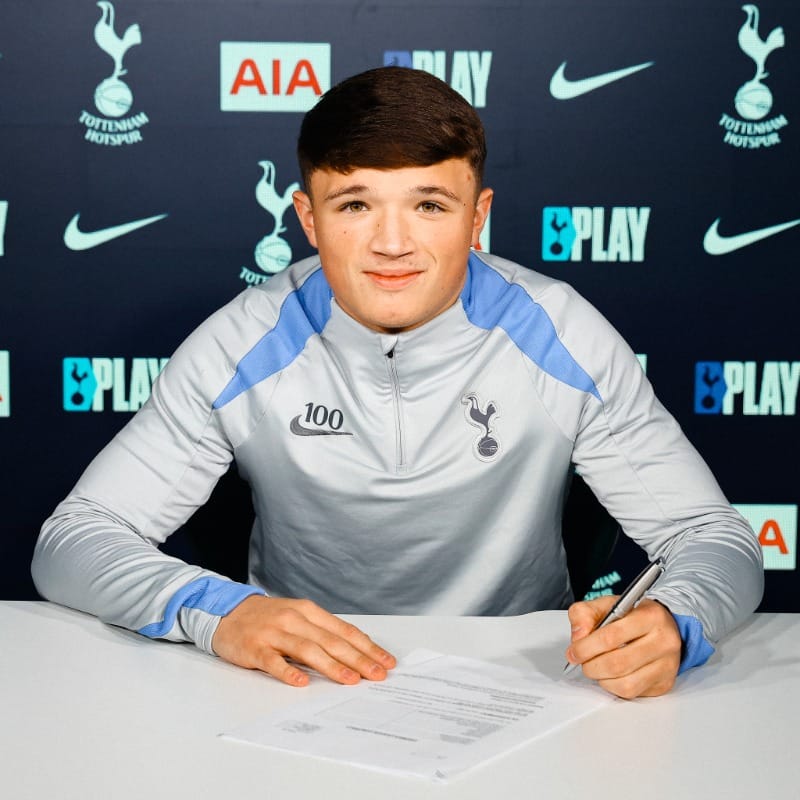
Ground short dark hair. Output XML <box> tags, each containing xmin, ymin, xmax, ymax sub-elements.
<box><xmin>297</xmin><ymin>67</ymin><xmax>486</xmax><ymax>190</ymax></box>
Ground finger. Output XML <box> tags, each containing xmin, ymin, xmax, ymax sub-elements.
<box><xmin>567</xmin><ymin>595</ymin><xmax>618</xmax><ymax>642</ymax></box>
<box><xmin>292</xmin><ymin>600</ymin><xmax>397</xmax><ymax>669</ymax></box>
<box><xmin>582</xmin><ymin>600</ymin><xmax>681</xmax><ymax>663</ymax></box>
<box><xmin>264</xmin><ymin>608</ymin><xmax>392</xmax><ymax>681</ymax></box>
<box><xmin>268</xmin><ymin>630</ymin><xmax>366</xmax><ymax>685</ymax></box>
<box><xmin>568</xmin><ymin>598</ymin><xmax>669</xmax><ymax>665</ymax></box>
<box><xmin>211</xmin><ymin>596</ymin><xmax>397</xmax><ymax>685</ymax></box>
<box><xmin>594</xmin><ymin>654</ymin><xmax>679</xmax><ymax>699</ymax></box>
<box><xmin>579</xmin><ymin>629</ymin><xmax>658</xmax><ymax>682</ymax></box>
<box><xmin>258</xmin><ymin>650</ymin><xmax>312</xmax><ymax>687</ymax></box>
<box><xmin>584</xmin><ymin>643</ymin><xmax>681</xmax><ymax>693</ymax></box>
<box><xmin>311</xmin><ymin>626</ymin><xmax>394</xmax><ymax>680</ymax></box>
<box><xmin>565</xmin><ymin>595</ymin><xmax>619</xmax><ymax>664</ymax></box>
<box><xmin>574</xmin><ymin>605</ymin><xmax>681</xmax><ymax>692</ymax></box>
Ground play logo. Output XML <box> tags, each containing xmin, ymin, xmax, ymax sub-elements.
<box><xmin>383</xmin><ymin>50</ymin><xmax>492</xmax><ymax>108</ymax></box>
<box><xmin>63</xmin><ymin>357</ymin><xmax>167</xmax><ymax>412</ymax></box>
<box><xmin>542</xmin><ymin>206</ymin><xmax>650</xmax><ymax>262</ymax></box>
<box><xmin>734</xmin><ymin>504</ymin><xmax>797</xmax><ymax>570</ymax></box>
<box><xmin>695</xmin><ymin>361</ymin><xmax>799</xmax><ymax>416</ymax></box>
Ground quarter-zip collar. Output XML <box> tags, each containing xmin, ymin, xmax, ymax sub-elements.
<box><xmin>321</xmin><ymin>291</ymin><xmax>474</xmax><ymax>382</ymax></box>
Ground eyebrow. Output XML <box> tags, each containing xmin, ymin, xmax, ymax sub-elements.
<box><xmin>323</xmin><ymin>184</ymin><xmax>370</xmax><ymax>202</ymax></box>
<box><xmin>412</xmin><ymin>185</ymin><xmax>461</xmax><ymax>202</ymax></box>
<box><xmin>322</xmin><ymin>184</ymin><xmax>462</xmax><ymax>203</ymax></box>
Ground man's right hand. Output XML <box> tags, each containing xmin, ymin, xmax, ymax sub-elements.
<box><xmin>211</xmin><ymin>595</ymin><xmax>397</xmax><ymax>687</ymax></box>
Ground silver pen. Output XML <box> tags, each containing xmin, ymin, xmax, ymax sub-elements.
<box><xmin>563</xmin><ymin>557</ymin><xmax>665</xmax><ymax>676</ymax></box>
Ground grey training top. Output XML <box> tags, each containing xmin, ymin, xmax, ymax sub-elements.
<box><xmin>33</xmin><ymin>251</ymin><xmax>764</xmax><ymax>668</ymax></box>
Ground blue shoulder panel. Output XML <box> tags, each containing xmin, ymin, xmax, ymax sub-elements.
<box><xmin>213</xmin><ymin>268</ymin><xmax>332</xmax><ymax>409</ymax></box>
<box><xmin>462</xmin><ymin>253</ymin><xmax>601</xmax><ymax>401</ymax></box>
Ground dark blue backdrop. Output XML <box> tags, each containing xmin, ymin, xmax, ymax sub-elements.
<box><xmin>1</xmin><ymin>0</ymin><xmax>797</xmax><ymax>608</ymax></box>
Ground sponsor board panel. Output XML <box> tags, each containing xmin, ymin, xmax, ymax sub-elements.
<box><xmin>63</xmin><ymin>358</ymin><xmax>168</xmax><ymax>413</ymax></box>
<box><xmin>382</xmin><ymin>50</ymin><xmax>493</xmax><ymax>108</ymax></box>
<box><xmin>695</xmin><ymin>362</ymin><xmax>799</xmax><ymax>416</ymax></box>
<box><xmin>220</xmin><ymin>43</ymin><xmax>331</xmax><ymax>112</ymax></box>
<box><xmin>542</xmin><ymin>207</ymin><xmax>650</xmax><ymax>262</ymax></box>
<box><xmin>734</xmin><ymin>504</ymin><xmax>797</xmax><ymax>570</ymax></box>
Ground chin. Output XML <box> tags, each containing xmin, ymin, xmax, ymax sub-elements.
<box><xmin>366</xmin><ymin>307</ymin><xmax>418</xmax><ymax>333</ymax></box>
<box><xmin>367</xmin><ymin>314</ymin><xmax>416</xmax><ymax>334</ymax></box>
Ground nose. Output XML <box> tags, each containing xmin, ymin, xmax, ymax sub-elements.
<box><xmin>369</xmin><ymin>207</ymin><xmax>413</xmax><ymax>258</ymax></box>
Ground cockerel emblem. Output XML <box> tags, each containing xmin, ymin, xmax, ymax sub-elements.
<box><xmin>92</xmin><ymin>2</ymin><xmax>142</xmax><ymax>118</ymax></box>
<box><xmin>734</xmin><ymin>5</ymin><xmax>785</xmax><ymax>121</ymax></box>
<box><xmin>462</xmin><ymin>392</ymin><xmax>500</xmax><ymax>462</ymax></box>
<box><xmin>253</xmin><ymin>160</ymin><xmax>300</xmax><ymax>275</ymax></box>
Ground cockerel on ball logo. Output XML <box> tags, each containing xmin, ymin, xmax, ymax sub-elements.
<box><xmin>93</xmin><ymin>1</ymin><xmax>141</xmax><ymax>117</ymax></box>
<box><xmin>79</xmin><ymin>2</ymin><xmax>150</xmax><ymax>145</ymax></box>
<box><xmin>462</xmin><ymin>393</ymin><xmax>500</xmax><ymax>462</ymax></box>
<box><xmin>239</xmin><ymin>160</ymin><xmax>300</xmax><ymax>286</ymax></box>
<box><xmin>719</xmin><ymin>5</ymin><xmax>788</xmax><ymax>149</ymax></box>
<box><xmin>734</xmin><ymin>4</ymin><xmax>784</xmax><ymax>120</ymax></box>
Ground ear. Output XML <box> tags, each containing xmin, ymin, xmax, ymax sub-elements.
<box><xmin>292</xmin><ymin>190</ymin><xmax>318</xmax><ymax>249</ymax></box>
<box><xmin>471</xmin><ymin>187</ymin><xmax>493</xmax><ymax>248</ymax></box>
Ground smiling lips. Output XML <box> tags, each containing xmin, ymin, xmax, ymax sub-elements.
<box><xmin>364</xmin><ymin>270</ymin><xmax>423</xmax><ymax>290</ymax></box>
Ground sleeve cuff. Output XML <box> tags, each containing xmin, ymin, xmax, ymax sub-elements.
<box><xmin>138</xmin><ymin>576</ymin><xmax>265</xmax><ymax>639</ymax></box>
<box><xmin>672</xmin><ymin>612</ymin><xmax>715</xmax><ymax>675</ymax></box>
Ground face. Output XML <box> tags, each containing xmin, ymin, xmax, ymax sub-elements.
<box><xmin>292</xmin><ymin>159</ymin><xmax>493</xmax><ymax>334</ymax></box>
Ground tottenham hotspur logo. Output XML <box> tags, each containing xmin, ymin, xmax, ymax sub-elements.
<box><xmin>240</xmin><ymin>160</ymin><xmax>300</xmax><ymax>286</ymax></box>
<box><xmin>79</xmin><ymin>2</ymin><xmax>150</xmax><ymax>145</ymax></box>
<box><xmin>718</xmin><ymin>5</ymin><xmax>788</xmax><ymax>149</ymax></box>
<box><xmin>734</xmin><ymin>5</ymin><xmax>784</xmax><ymax>121</ymax></box>
<box><xmin>462</xmin><ymin>392</ymin><xmax>500</xmax><ymax>461</ymax></box>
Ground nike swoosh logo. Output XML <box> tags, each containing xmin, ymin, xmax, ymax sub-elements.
<box><xmin>290</xmin><ymin>415</ymin><xmax>353</xmax><ymax>437</ymax></box>
<box><xmin>550</xmin><ymin>61</ymin><xmax>654</xmax><ymax>100</ymax></box>
<box><xmin>703</xmin><ymin>217</ymin><xmax>800</xmax><ymax>255</ymax></box>
<box><xmin>64</xmin><ymin>212</ymin><xmax>167</xmax><ymax>251</ymax></box>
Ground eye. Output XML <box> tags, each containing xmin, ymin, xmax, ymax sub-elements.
<box><xmin>419</xmin><ymin>201</ymin><xmax>445</xmax><ymax>214</ymax></box>
<box><xmin>338</xmin><ymin>200</ymin><xmax>367</xmax><ymax>213</ymax></box>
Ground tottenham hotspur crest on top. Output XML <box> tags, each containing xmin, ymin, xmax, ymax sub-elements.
<box><xmin>80</xmin><ymin>2</ymin><xmax>149</xmax><ymax>145</ymax></box>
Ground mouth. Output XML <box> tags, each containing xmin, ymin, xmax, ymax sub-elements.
<box><xmin>363</xmin><ymin>270</ymin><xmax>423</xmax><ymax>290</ymax></box>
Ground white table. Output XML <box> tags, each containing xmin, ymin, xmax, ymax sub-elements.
<box><xmin>2</xmin><ymin>602</ymin><xmax>798</xmax><ymax>799</ymax></box>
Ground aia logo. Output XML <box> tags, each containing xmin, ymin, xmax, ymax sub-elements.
<box><xmin>220</xmin><ymin>43</ymin><xmax>331</xmax><ymax>112</ymax></box>
<box><xmin>462</xmin><ymin>392</ymin><xmax>500</xmax><ymax>461</ymax></box>
<box><xmin>734</xmin><ymin>504</ymin><xmax>797</xmax><ymax>570</ymax></box>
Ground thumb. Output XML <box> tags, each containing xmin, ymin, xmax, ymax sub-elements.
<box><xmin>567</xmin><ymin>594</ymin><xmax>618</xmax><ymax>642</ymax></box>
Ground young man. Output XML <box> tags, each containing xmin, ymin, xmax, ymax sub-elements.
<box><xmin>33</xmin><ymin>67</ymin><xmax>763</xmax><ymax>699</ymax></box>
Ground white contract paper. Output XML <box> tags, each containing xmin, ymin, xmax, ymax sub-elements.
<box><xmin>222</xmin><ymin>649</ymin><xmax>613</xmax><ymax>782</ymax></box>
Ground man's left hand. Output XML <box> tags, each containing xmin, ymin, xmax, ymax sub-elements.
<box><xmin>565</xmin><ymin>596</ymin><xmax>682</xmax><ymax>698</ymax></box>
